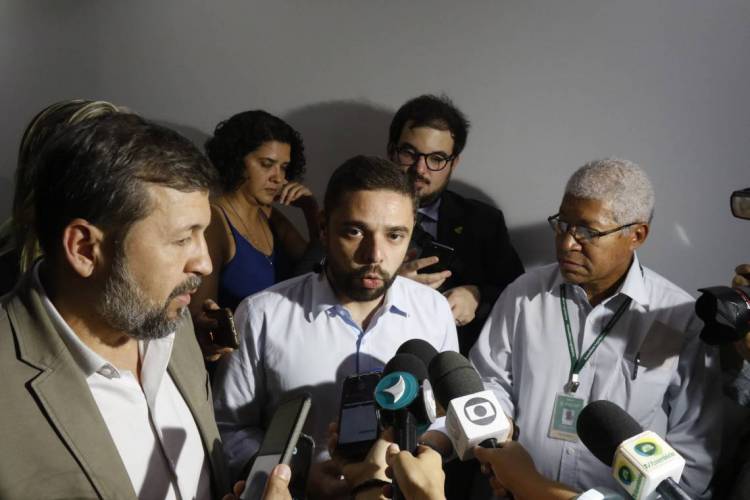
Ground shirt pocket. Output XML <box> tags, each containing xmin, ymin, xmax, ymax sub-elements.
<box><xmin>616</xmin><ymin>321</ymin><xmax>683</xmax><ymax>424</ymax></box>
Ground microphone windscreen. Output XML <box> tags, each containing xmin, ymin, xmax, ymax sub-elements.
<box><xmin>577</xmin><ymin>400</ymin><xmax>643</xmax><ymax>466</ymax></box>
<box><xmin>397</xmin><ymin>339</ymin><xmax>438</xmax><ymax>377</ymax></box>
<box><xmin>428</xmin><ymin>351</ymin><xmax>484</xmax><ymax>407</ymax></box>
<box><xmin>383</xmin><ymin>353</ymin><xmax>429</xmax><ymax>382</ymax></box>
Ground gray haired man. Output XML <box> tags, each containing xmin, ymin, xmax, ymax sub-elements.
<box><xmin>470</xmin><ymin>159</ymin><xmax>720</xmax><ymax>498</ymax></box>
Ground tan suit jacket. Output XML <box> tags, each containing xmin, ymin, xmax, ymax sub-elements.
<box><xmin>0</xmin><ymin>271</ymin><xmax>229</xmax><ymax>499</ymax></box>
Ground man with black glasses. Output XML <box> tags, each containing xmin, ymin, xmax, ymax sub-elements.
<box><xmin>388</xmin><ymin>94</ymin><xmax>524</xmax><ymax>355</ymax></box>
<box><xmin>470</xmin><ymin>158</ymin><xmax>721</xmax><ymax>498</ymax></box>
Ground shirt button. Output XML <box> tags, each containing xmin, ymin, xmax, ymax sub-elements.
<box><xmin>100</xmin><ymin>366</ymin><xmax>113</xmax><ymax>377</ymax></box>
<box><xmin>566</xmin><ymin>448</ymin><xmax>574</xmax><ymax>455</ymax></box>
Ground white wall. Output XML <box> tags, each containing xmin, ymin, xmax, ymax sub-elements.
<box><xmin>2</xmin><ymin>0</ymin><xmax>749</xmax><ymax>294</ymax></box>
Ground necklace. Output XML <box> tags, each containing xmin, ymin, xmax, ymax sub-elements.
<box><xmin>224</xmin><ymin>197</ymin><xmax>274</xmax><ymax>267</ymax></box>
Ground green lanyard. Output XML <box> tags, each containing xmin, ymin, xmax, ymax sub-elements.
<box><xmin>559</xmin><ymin>284</ymin><xmax>632</xmax><ymax>393</ymax></box>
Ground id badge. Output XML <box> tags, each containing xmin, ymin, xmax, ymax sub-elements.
<box><xmin>548</xmin><ymin>392</ymin><xmax>585</xmax><ymax>442</ymax></box>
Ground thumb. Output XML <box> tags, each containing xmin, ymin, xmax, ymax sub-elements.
<box><xmin>385</xmin><ymin>443</ymin><xmax>401</xmax><ymax>466</ymax></box>
<box><xmin>262</xmin><ymin>464</ymin><xmax>292</xmax><ymax>499</ymax></box>
<box><xmin>472</xmin><ymin>445</ymin><xmax>491</xmax><ymax>463</ymax></box>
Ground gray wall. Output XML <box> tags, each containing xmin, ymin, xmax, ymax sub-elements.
<box><xmin>2</xmin><ymin>0</ymin><xmax>749</xmax><ymax>294</ymax></box>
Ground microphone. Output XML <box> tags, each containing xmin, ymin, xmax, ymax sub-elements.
<box><xmin>374</xmin><ymin>352</ymin><xmax>431</xmax><ymax>500</ymax></box>
<box><xmin>396</xmin><ymin>339</ymin><xmax>441</xmax><ymax>422</ymax></box>
<box><xmin>577</xmin><ymin>400</ymin><xmax>690</xmax><ymax>500</ymax></box>
<box><xmin>427</xmin><ymin>351</ymin><xmax>511</xmax><ymax>461</ymax></box>
<box><xmin>575</xmin><ymin>487</ymin><xmax>627</xmax><ymax>499</ymax></box>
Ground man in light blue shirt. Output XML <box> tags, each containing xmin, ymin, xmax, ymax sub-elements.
<box><xmin>213</xmin><ymin>156</ymin><xmax>459</xmax><ymax>498</ymax></box>
<box><xmin>470</xmin><ymin>158</ymin><xmax>720</xmax><ymax>498</ymax></box>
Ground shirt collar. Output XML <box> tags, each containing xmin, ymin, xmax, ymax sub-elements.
<box><xmin>32</xmin><ymin>260</ymin><xmax>176</xmax><ymax>382</ymax></box>
<box><xmin>554</xmin><ymin>252</ymin><xmax>649</xmax><ymax>308</ymax></box>
<box><xmin>417</xmin><ymin>196</ymin><xmax>441</xmax><ymax>223</ymax></box>
<box><xmin>310</xmin><ymin>271</ymin><xmax>409</xmax><ymax>321</ymax></box>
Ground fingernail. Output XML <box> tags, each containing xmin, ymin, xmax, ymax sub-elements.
<box><xmin>273</xmin><ymin>463</ymin><xmax>291</xmax><ymax>480</ymax></box>
<box><xmin>389</xmin><ymin>443</ymin><xmax>400</xmax><ymax>453</ymax></box>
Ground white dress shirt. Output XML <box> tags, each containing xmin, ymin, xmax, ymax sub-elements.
<box><xmin>212</xmin><ymin>271</ymin><xmax>459</xmax><ymax>478</ymax></box>
<box><xmin>469</xmin><ymin>254</ymin><xmax>721</xmax><ymax>498</ymax></box>
<box><xmin>34</xmin><ymin>263</ymin><xmax>211</xmax><ymax>500</ymax></box>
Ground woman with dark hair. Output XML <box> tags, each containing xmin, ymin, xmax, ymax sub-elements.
<box><xmin>191</xmin><ymin>110</ymin><xmax>320</xmax><ymax>345</ymax></box>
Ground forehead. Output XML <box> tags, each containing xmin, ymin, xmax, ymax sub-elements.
<box><xmin>329</xmin><ymin>189</ymin><xmax>414</xmax><ymax>225</ymax></box>
<box><xmin>559</xmin><ymin>194</ymin><xmax>615</xmax><ymax>226</ymax></box>
<box><xmin>133</xmin><ymin>184</ymin><xmax>211</xmax><ymax>234</ymax></box>
<box><xmin>398</xmin><ymin>123</ymin><xmax>454</xmax><ymax>153</ymax></box>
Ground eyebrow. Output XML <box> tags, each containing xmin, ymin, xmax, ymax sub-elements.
<box><xmin>398</xmin><ymin>141</ymin><xmax>450</xmax><ymax>156</ymax></box>
<box><xmin>340</xmin><ymin>221</ymin><xmax>411</xmax><ymax>233</ymax></box>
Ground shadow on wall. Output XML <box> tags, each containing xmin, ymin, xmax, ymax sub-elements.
<box><xmin>154</xmin><ymin>120</ymin><xmax>211</xmax><ymax>157</ymax></box>
<box><xmin>449</xmin><ymin>179</ymin><xmax>554</xmax><ymax>269</ymax></box>
<box><xmin>283</xmin><ymin>100</ymin><xmax>395</xmax><ymax>202</ymax></box>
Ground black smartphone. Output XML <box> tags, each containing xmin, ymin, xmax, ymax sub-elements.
<box><xmin>335</xmin><ymin>372</ymin><xmax>381</xmax><ymax>461</ymax></box>
<box><xmin>419</xmin><ymin>240</ymin><xmax>456</xmax><ymax>274</ymax></box>
<box><xmin>240</xmin><ymin>394</ymin><xmax>312</xmax><ymax>500</ymax></box>
<box><xmin>205</xmin><ymin>307</ymin><xmax>240</xmax><ymax>349</ymax></box>
<box><xmin>288</xmin><ymin>433</ymin><xmax>314</xmax><ymax>499</ymax></box>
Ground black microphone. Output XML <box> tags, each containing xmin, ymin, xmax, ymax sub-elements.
<box><xmin>577</xmin><ymin>400</ymin><xmax>691</xmax><ymax>500</ymax></box>
<box><xmin>427</xmin><ymin>351</ymin><xmax>511</xmax><ymax>460</ymax></box>
<box><xmin>374</xmin><ymin>352</ymin><xmax>430</xmax><ymax>500</ymax></box>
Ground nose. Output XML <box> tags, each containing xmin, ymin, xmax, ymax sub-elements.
<box><xmin>557</xmin><ymin>231</ymin><xmax>582</xmax><ymax>252</ymax></box>
<box><xmin>358</xmin><ymin>233</ymin><xmax>384</xmax><ymax>265</ymax></box>
<box><xmin>188</xmin><ymin>234</ymin><xmax>213</xmax><ymax>277</ymax></box>
<box><xmin>269</xmin><ymin>164</ymin><xmax>284</xmax><ymax>184</ymax></box>
<box><xmin>413</xmin><ymin>155</ymin><xmax>430</xmax><ymax>177</ymax></box>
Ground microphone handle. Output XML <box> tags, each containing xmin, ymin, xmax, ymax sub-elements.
<box><xmin>656</xmin><ymin>478</ymin><xmax>692</xmax><ymax>500</ymax></box>
<box><xmin>392</xmin><ymin>410</ymin><xmax>417</xmax><ymax>500</ymax></box>
<box><xmin>479</xmin><ymin>437</ymin><xmax>498</xmax><ymax>449</ymax></box>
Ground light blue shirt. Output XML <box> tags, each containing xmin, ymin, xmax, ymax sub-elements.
<box><xmin>470</xmin><ymin>254</ymin><xmax>721</xmax><ymax>498</ymax></box>
<box><xmin>212</xmin><ymin>272</ymin><xmax>459</xmax><ymax>477</ymax></box>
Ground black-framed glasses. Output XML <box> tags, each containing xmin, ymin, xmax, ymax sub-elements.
<box><xmin>731</xmin><ymin>188</ymin><xmax>750</xmax><ymax>220</ymax></box>
<box><xmin>547</xmin><ymin>213</ymin><xmax>641</xmax><ymax>243</ymax></box>
<box><xmin>393</xmin><ymin>145</ymin><xmax>456</xmax><ymax>172</ymax></box>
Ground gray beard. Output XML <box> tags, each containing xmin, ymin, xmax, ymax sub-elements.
<box><xmin>97</xmin><ymin>253</ymin><xmax>200</xmax><ymax>340</ymax></box>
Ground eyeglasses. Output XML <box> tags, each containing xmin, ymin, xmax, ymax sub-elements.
<box><xmin>547</xmin><ymin>213</ymin><xmax>640</xmax><ymax>243</ymax></box>
<box><xmin>393</xmin><ymin>145</ymin><xmax>456</xmax><ymax>172</ymax></box>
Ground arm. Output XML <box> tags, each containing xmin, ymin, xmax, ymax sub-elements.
<box><xmin>468</xmin><ymin>288</ymin><xmax>518</xmax><ymax>418</ymax></box>
<box><xmin>663</xmin><ymin>317</ymin><xmax>722</xmax><ymax>499</ymax></box>
<box><xmin>212</xmin><ymin>298</ymin><xmax>269</xmax><ymax>481</ymax></box>
<box><xmin>270</xmin><ymin>182</ymin><xmax>320</xmax><ymax>263</ymax></box>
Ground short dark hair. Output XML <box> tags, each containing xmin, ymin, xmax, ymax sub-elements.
<box><xmin>205</xmin><ymin>110</ymin><xmax>306</xmax><ymax>193</ymax></box>
<box><xmin>387</xmin><ymin>94</ymin><xmax>470</xmax><ymax>156</ymax></box>
<box><xmin>35</xmin><ymin>113</ymin><xmax>217</xmax><ymax>256</ymax></box>
<box><xmin>323</xmin><ymin>155</ymin><xmax>417</xmax><ymax>218</ymax></box>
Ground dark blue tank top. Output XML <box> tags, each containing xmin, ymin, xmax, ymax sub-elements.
<box><xmin>217</xmin><ymin>209</ymin><xmax>278</xmax><ymax>312</ymax></box>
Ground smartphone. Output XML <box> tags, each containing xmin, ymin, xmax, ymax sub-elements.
<box><xmin>240</xmin><ymin>394</ymin><xmax>312</xmax><ymax>500</ymax></box>
<box><xmin>205</xmin><ymin>307</ymin><xmax>240</xmax><ymax>349</ymax></box>
<box><xmin>419</xmin><ymin>240</ymin><xmax>456</xmax><ymax>274</ymax></box>
<box><xmin>288</xmin><ymin>433</ymin><xmax>314</xmax><ymax>499</ymax></box>
<box><xmin>336</xmin><ymin>372</ymin><xmax>381</xmax><ymax>461</ymax></box>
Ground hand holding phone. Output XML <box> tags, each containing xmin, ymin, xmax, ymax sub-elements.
<box><xmin>418</xmin><ymin>241</ymin><xmax>455</xmax><ymax>274</ymax></box>
<box><xmin>240</xmin><ymin>394</ymin><xmax>312</xmax><ymax>500</ymax></box>
<box><xmin>204</xmin><ymin>306</ymin><xmax>240</xmax><ymax>349</ymax></box>
<box><xmin>335</xmin><ymin>372</ymin><xmax>382</xmax><ymax>461</ymax></box>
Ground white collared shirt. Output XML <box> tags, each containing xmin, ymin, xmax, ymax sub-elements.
<box><xmin>469</xmin><ymin>254</ymin><xmax>721</xmax><ymax>499</ymax></box>
<box><xmin>212</xmin><ymin>272</ymin><xmax>459</xmax><ymax>477</ymax></box>
<box><xmin>34</xmin><ymin>263</ymin><xmax>211</xmax><ymax>500</ymax></box>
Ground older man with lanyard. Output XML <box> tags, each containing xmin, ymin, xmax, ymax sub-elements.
<box><xmin>470</xmin><ymin>158</ymin><xmax>721</xmax><ymax>498</ymax></box>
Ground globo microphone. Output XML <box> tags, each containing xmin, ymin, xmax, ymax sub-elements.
<box><xmin>577</xmin><ymin>400</ymin><xmax>690</xmax><ymax>500</ymax></box>
<box><xmin>427</xmin><ymin>351</ymin><xmax>511</xmax><ymax>461</ymax></box>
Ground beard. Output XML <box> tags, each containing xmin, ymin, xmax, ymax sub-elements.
<box><xmin>97</xmin><ymin>252</ymin><xmax>201</xmax><ymax>340</ymax></box>
<box><xmin>414</xmin><ymin>172</ymin><xmax>451</xmax><ymax>207</ymax></box>
<box><xmin>326</xmin><ymin>261</ymin><xmax>397</xmax><ymax>302</ymax></box>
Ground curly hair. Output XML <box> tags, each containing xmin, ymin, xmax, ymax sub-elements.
<box><xmin>205</xmin><ymin>110</ymin><xmax>306</xmax><ymax>193</ymax></box>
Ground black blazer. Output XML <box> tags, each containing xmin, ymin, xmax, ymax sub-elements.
<box><xmin>434</xmin><ymin>190</ymin><xmax>525</xmax><ymax>353</ymax></box>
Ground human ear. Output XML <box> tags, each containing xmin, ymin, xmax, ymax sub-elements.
<box><xmin>629</xmin><ymin>223</ymin><xmax>649</xmax><ymax>250</ymax></box>
<box><xmin>61</xmin><ymin>219</ymin><xmax>105</xmax><ymax>278</ymax></box>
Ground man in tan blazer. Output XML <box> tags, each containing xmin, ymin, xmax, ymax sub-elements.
<box><xmin>0</xmin><ymin>113</ymin><xmax>230</xmax><ymax>499</ymax></box>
